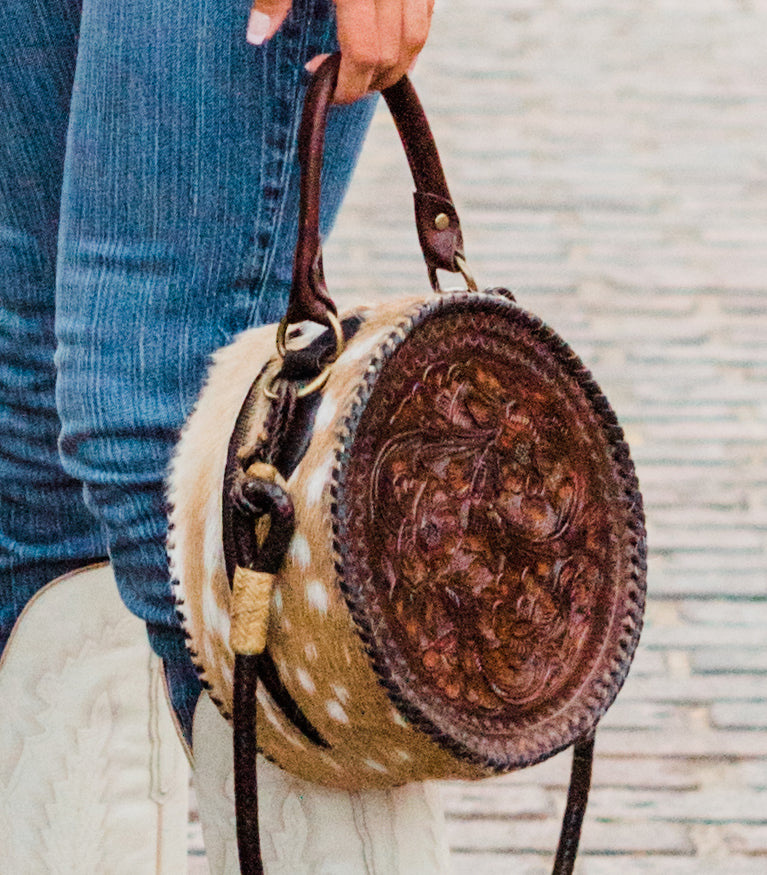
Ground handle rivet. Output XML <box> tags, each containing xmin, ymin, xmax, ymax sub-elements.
<box><xmin>434</xmin><ymin>213</ymin><xmax>450</xmax><ymax>231</ymax></box>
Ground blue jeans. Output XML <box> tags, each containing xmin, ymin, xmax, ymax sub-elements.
<box><xmin>0</xmin><ymin>0</ymin><xmax>375</xmax><ymax>744</ymax></box>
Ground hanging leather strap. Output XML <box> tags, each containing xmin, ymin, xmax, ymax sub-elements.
<box><xmin>553</xmin><ymin>735</ymin><xmax>595</xmax><ymax>874</ymax></box>
<box><xmin>286</xmin><ymin>53</ymin><xmax>469</xmax><ymax>326</ymax></box>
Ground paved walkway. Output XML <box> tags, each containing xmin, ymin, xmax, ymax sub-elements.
<box><xmin>191</xmin><ymin>1</ymin><xmax>767</xmax><ymax>871</ymax></box>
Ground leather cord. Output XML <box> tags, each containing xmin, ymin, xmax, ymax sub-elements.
<box><xmin>553</xmin><ymin>735</ymin><xmax>596</xmax><ymax>875</ymax></box>
<box><xmin>233</xmin><ymin>652</ymin><xmax>262</xmax><ymax>875</ymax></box>
<box><xmin>230</xmin><ymin>382</ymin><xmax>299</xmax><ymax>875</ymax></box>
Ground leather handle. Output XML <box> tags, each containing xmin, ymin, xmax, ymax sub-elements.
<box><xmin>286</xmin><ymin>53</ymin><xmax>468</xmax><ymax>326</ymax></box>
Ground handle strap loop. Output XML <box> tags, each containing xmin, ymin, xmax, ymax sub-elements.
<box><xmin>286</xmin><ymin>53</ymin><xmax>472</xmax><ymax>327</ymax></box>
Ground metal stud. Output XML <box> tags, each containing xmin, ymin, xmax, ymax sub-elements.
<box><xmin>434</xmin><ymin>213</ymin><xmax>450</xmax><ymax>231</ymax></box>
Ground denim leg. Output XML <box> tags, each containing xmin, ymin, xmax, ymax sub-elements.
<box><xmin>55</xmin><ymin>0</ymin><xmax>375</xmax><ymax>740</ymax></box>
<box><xmin>0</xmin><ymin>0</ymin><xmax>109</xmax><ymax>654</ymax></box>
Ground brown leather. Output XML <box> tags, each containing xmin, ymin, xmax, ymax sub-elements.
<box><xmin>553</xmin><ymin>735</ymin><xmax>595</xmax><ymax>875</ymax></box>
<box><xmin>287</xmin><ymin>54</ymin><xmax>468</xmax><ymax>325</ymax></box>
<box><xmin>288</xmin><ymin>55</ymin><xmax>339</xmax><ymax>326</ymax></box>
<box><xmin>384</xmin><ymin>76</ymin><xmax>466</xmax><ymax>278</ymax></box>
<box><xmin>414</xmin><ymin>191</ymin><xmax>463</xmax><ymax>280</ymax></box>
<box><xmin>233</xmin><ymin>652</ymin><xmax>262</xmax><ymax>875</ymax></box>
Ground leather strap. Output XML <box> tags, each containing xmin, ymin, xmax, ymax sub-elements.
<box><xmin>552</xmin><ymin>735</ymin><xmax>595</xmax><ymax>875</ymax></box>
<box><xmin>228</xmin><ymin>383</ymin><xmax>327</xmax><ymax>875</ymax></box>
<box><xmin>233</xmin><ymin>652</ymin><xmax>262</xmax><ymax>875</ymax></box>
<box><xmin>286</xmin><ymin>53</ymin><xmax>468</xmax><ymax>326</ymax></box>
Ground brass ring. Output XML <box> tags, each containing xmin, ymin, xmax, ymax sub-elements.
<box><xmin>275</xmin><ymin>317</ymin><xmax>291</xmax><ymax>359</ymax></box>
<box><xmin>268</xmin><ymin>310</ymin><xmax>345</xmax><ymax>399</ymax></box>
<box><xmin>430</xmin><ymin>256</ymin><xmax>479</xmax><ymax>294</ymax></box>
<box><xmin>455</xmin><ymin>255</ymin><xmax>479</xmax><ymax>292</ymax></box>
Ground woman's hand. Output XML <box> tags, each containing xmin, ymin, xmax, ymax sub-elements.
<box><xmin>247</xmin><ymin>0</ymin><xmax>434</xmax><ymax>104</ymax></box>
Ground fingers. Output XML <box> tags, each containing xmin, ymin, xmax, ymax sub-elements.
<box><xmin>246</xmin><ymin>0</ymin><xmax>293</xmax><ymax>45</ymax></box>
<box><xmin>402</xmin><ymin>0</ymin><xmax>435</xmax><ymax>72</ymax></box>
<box><xmin>247</xmin><ymin>0</ymin><xmax>435</xmax><ymax>104</ymax></box>
<box><xmin>330</xmin><ymin>0</ymin><xmax>434</xmax><ymax>104</ymax></box>
<box><xmin>334</xmin><ymin>0</ymin><xmax>389</xmax><ymax>102</ymax></box>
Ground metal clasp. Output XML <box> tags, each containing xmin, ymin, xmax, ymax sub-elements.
<box><xmin>265</xmin><ymin>310</ymin><xmax>345</xmax><ymax>399</ymax></box>
<box><xmin>429</xmin><ymin>255</ymin><xmax>479</xmax><ymax>294</ymax></box>
<box><xmin>455</xmin><ymin>255</ymin><xmax>479</xmax><ymax>292</ymax></box>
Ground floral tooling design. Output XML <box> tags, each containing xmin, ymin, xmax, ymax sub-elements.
<box><xmin>363</xmin><ymin>350</ymin><xmax>612</xmax><ymax>719</ymax></box>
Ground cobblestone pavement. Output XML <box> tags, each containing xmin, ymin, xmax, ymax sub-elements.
<box><xmin>189</xmin><ymin>1</ymin><xmax>767</xmax><ymax>871</ymax></box>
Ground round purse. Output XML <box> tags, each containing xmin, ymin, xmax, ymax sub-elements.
<box><xmin>169</xmin><ymin>55</ymin><xmax>646</xmax><ymax>875</ymax></box>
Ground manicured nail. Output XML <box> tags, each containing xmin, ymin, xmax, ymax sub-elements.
<box><xmin>304</xmin><ymin>54</ymin><xmax>329</xmax><ymax>74</ymax></box>
<box><xmin>246</xmin><ymin>9</ymin><xmax>271</xmax><ymax>45</ymax></box>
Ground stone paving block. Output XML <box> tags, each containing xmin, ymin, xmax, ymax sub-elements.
<box><xmin>640</xmin><ymin>623</ymin><xmax>767</xmax><ymax>650</ymax></box>
<box><xmin>441</xmin><ymin>783</ymin><xmax>553</xmax><ymax>819</ymax></box>
<box><xmin>592</xmin><ymin>727</ymin><xmax>767</xmax><ymax>759</ymax></box>
<box><xmin>722</xmin><ymin>294</ymin><xmax>767</xmax><ymax>316</ymax></box>
<box><xmin>711</xmin><ymin>702</ymin><xmax>767</xmax><ymax>730</ymax></box>
<box><xmin>611</xmin><ymin>672</ymin><xmax>765</xmax><ymax>704</ymax></box>
<box><xmin>648</xmin><ymin>577</ymin><xmax>766</xmax><ymax>599</ymax></box>
<box><xmin>449</xmin><ymin>854</ymin><xmax>555</xmax><ymax>875</ymax></box>
<box><xmin>634</xmin><ymin>379</ymin><xmax>766</xmax><ymax>406</ymax></box>
<box><xmin>647</xmin><ymin>526</ymin><xmax>763</xmax><ymax>553</ymax></box>
<box><xmin>453</xmin><ymin>781</ymin><xmax>767</xmax><ymax>831</ymax></box>
<box><xmin>581</xmin><ymin>858</ymin><xmax>767</xmax><ymax>875</ymax></box>
<box><xmin>642</xmin><ymin>419</ymin><xmax>767</xmax><ymax>444</ymax></box>
<box><xmin>692</xmin><ymin>648</ymin><xmax>767</xmax><ymax>675</ymax></box>
<box><xmin>649</xmin><ymin>508</ymin><xmax>766</xmax><ymax>533</ymax></box>
<box><xmin>446</xmin><ymin>817</ymin><xmax>694</xmax><ymax>855</ymax></box>
<box><xmin>650</xmin><ymin>553</ymin><xmax>766</xmax><ymax>576</ymax></box>
<box><xmin>452</xmin><ymin>853</ymin><xmax>767</xmax><ymax>875</ymax></box>
<box><xmin>588</xmin><ymin>787</ymin><xmax>767</xmax><ymax>824</ymax></box>
<box><xmin>724</xmin><ymin>824</ymin><xmax>767</xmax><ymax>855</ymax></box>
<box><xmin>679</xmin><ymin>601</ymin><xmax>767</xmax><ymax>626</ymax></box>
<box><xmin>629</xmin><ymin>440</ymin><xmax>733</xmax><ymax>465</ymax></box>
<box><xmin>187</xmin><ymin>787</ymin><xmax>205</xmax><ymax>861</ymax></box>
<box><xmin>622</xmin><ymin>403</ymin><xmax>739</xmax><ymax>426</ymax></box>
<box><xmin>500</xmin><ymin>757</ymin><xmax>702</xmax><ymax>794</ymax></box>
<box><xmin>489</xmin><ymin>754</ymin><xmax>572</xmax><ymax>789</ymax></box>
<box><xmin>733</xmin><ymin>760</ymin><xmax>767</xmax><ymax>790</ymax></box>
<box><xmin>599</xmin><ymin>700</ymin><xmax>690</xmax><ymax>731</ymax></box>
<box><xmin>590</xmin><ymin>757</ymin><xmax>706</xmax><ymax>792</ymax></box>
<box><xmin>623</xmin><ymin>647</ymin><xmax>666</xmax><ymax>678</ymax></box>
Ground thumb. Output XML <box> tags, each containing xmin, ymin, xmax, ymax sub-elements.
<box><xmin>246</xmin><ymin>0</ymin><xmax>293</xmax><ymax>45</ymax></box>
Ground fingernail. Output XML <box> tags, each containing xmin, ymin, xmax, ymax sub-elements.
<box><xmin>246</xmin><ymin>10</ymin><xmax>271</xmax><ymax>45</ymax></box>
<box><xmin>304</xmin><ymin>55</ymin><xmax>328</xmax><ymax>74</ymax></box>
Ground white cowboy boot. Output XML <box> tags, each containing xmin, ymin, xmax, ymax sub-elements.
<box><xmin>0</xmin><ymin>563</ymin><xmax>190</xmax><ymax>874</ymax></box>
<box><xmin>192</xmin><ymin>692</ymin><xmax>451</xmax><ymax>875</ymax></box>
